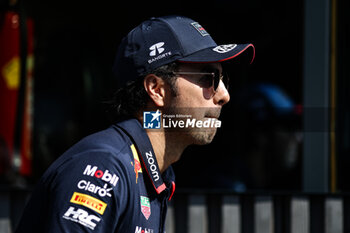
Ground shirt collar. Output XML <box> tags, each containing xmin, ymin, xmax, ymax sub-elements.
<box><xmin>116</xmin><ymin>118</ymin><xmax>175</xmax><ymax>195</ymax></box>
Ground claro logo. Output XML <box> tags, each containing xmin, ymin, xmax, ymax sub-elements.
<box><xmin>145</xmin><ymin>151</ymin><xmax>159</xmax><ymax>181</ymax></box>
<box><xmin>83</xmin><ymin>165</ymin><xmax>119</xmax><ymax>187</ymax></box>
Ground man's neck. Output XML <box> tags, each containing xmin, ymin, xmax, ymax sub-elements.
<box><xmin>146</xmin><ymin>130</ymin><xmax>188</xmax><ymax>173</ymax></box>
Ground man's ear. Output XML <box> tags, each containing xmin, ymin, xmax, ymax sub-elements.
<box><xmin>143</xmin><ymin>74</ymin><xmax>166</xmax><ymax>107</ymax></box>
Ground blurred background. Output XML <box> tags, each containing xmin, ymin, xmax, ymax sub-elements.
<box><xmin>1</xmin><ymin>0</ymin><xmax>350</xmax><ymax>232</ymax></box>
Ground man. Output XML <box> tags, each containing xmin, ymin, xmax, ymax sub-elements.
<box><xmin>16</xmin><ymin>15</ymin><xmax>254</xmax><ymax>232</ymax></box>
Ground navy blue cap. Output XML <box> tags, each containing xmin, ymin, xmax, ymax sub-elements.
<box><xmin>113</xmin><ymin>15</ymin><xmax>255</xmax><ymax>86</ymax></box>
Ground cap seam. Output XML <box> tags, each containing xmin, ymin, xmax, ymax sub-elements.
<box><xmin>155</xmin><ymin>17</ymin><xmax>186</xmax><ymax>57</ymax></box>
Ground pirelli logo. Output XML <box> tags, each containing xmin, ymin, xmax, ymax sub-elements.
<box><xmin>70</xmin><ymin>192</ymin><xmax>107</xmax><ymax>215</ymax></box>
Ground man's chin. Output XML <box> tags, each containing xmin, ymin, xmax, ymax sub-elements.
<box><xmin>191</xmin><ymin>128</ymin><xmax>218</xmax><ymax>145</ymax></box>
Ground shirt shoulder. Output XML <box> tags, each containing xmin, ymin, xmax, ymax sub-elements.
<box><xmin>24</xmin><ymin>126</ymin><xmax>138</xmax><ymax>232</ymax></box>
<box><xmin>43</xmin><ymin>126</ymin><xmax>133</xmax><ymax>176</ymax></box>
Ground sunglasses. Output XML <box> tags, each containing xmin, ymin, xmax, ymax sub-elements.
<box><xmin>173</xmin><ymin>70</ymin><xmax>229</xmax><ymax>94</ymax></box>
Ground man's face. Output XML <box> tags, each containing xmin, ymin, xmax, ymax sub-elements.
<box><xmin>164</xmin><ymin>62</ymin><xmax>230</xmax><ymax>145</ymax></box>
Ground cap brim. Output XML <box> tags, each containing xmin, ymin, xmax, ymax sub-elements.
<box><xmin>178</xmin><ymin>43</ymin><xmax>255</xmax><ymax>64</ymax></box>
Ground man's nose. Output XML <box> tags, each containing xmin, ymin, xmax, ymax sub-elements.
<box><xmin>213</xmin><ymin>80</ymin><xmax>230</xmax><ymax>106</ymax></box>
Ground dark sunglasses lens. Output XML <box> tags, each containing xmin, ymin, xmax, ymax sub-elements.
<box><xmin>199</xmin><ymin>74</ymin><xmax>214</xmax><ymax>88</ymax></box>
<box><xmin>214</xmin><ymin>71</ymin><xmax>221</xmax><ymax>91</ymax></box>
<box><xmin>213</xmin><ymin>72</ymin><xmax>229</xmax><ymax>91</ymax></box>
<box><xmin>223</xmin><ymin>73</ymin><xmax>229</xmax><ymax>90</ymax></box>
<box><xmin>213</xmin><ymin>71</ymin><xmax>221</xmax><ymax>91</ymax></box>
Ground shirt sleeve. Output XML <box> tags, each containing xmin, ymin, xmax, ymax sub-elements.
<box><xmin>45</xmin><ymin>150</ymin><xmax>130</xmax><ymax>232</ymax></box>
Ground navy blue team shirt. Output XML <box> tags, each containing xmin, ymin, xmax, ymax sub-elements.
<box><xmin>16</xmin><ymin>119</ymin><xmax>176</xmax><ymax>233</ymax></box>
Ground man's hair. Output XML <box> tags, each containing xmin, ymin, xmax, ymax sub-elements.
<box><xmin>107</xmin><ymin>62</ymin><xmax>179</xmax><ymax>122</ymax></box>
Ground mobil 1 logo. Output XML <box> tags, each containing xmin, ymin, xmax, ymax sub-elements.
<box><xmin>83</xmin><ymin>165</ymin><xmax>119</xmax><ymax>187</ymax></box>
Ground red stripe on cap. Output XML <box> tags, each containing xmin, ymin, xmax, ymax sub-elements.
<box><xmin>218</xmin><ymin>44</ymin><xmax>255</xmax><ymax>64</ymax></box>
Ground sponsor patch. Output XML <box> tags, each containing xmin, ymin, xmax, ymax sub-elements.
<box><xmin>212</xmin><ymin>44</ymin><xmax>237</xmax><ymax>53</ymax></box>
<box><xmin>83</xmin><ymin>165</ymin><xmax>119</xmax><ymax>187</ymax></box>
<box><xmin>77</xmin><ymin>180</ymin><xmax>113</xmax><ymax>198</ymax></box>
<box><xmin>130</xmin><ymin>144</ymin><xmax>142</xmax><ymax>183</ymax></box>
<box><xmin>148</xmin><ymin>42</ymin><xmax>172</xmax><ymax>64</ymax></box>
<box><xmin>191</xmin><ymin>22</ymin><xmax>209</xmax><ymax>36</ymax></box>
<box><xmin>70</xmin><ymin>192</ymin><xmax>107</xmax><ymax>215</ymax></box>
<box><xmin>63</xmin><ymin>206</ymin><xmax>100</xmax><ymax>230</ymax></box>
<box><xmin>135</xmin><ymin>226</ymin><xmax>154</xmax><ymax>233</ymax></box>
<box><xmin>140</xmin><ymin>196</ymin><xmax>151</xmax><ymax>220</ymax></box>
<box><xmin>149</xmin><ymin>42</ymin><xmax>165</xmax><ymax>56</ymax></box>
<box><xmin>144</xmin><ymin>151</ymin><xmax>160</xmax><ymax>182</ymax></box>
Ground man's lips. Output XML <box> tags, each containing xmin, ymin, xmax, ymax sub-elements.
<box><xmin>205</xmin><ymin>109</ymin><xmax>221</xmax><ymax>119</ymax></box>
